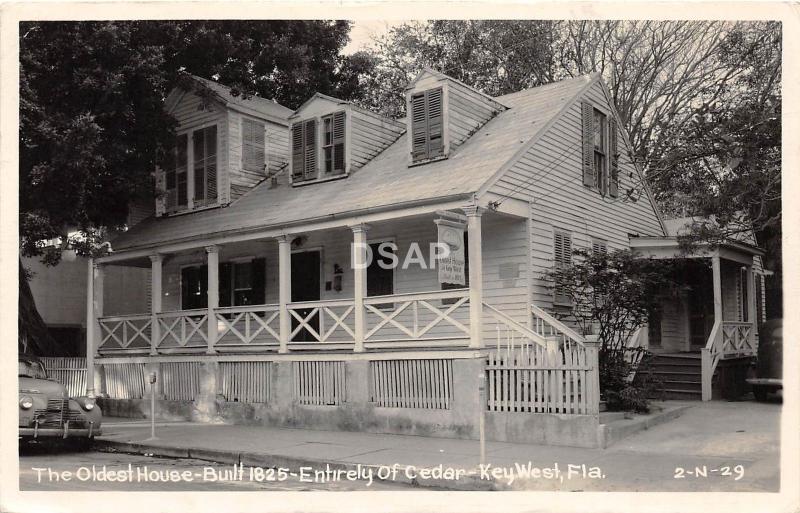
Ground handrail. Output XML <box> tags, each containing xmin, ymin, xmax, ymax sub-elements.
<box><xmin>287</xmin><ymin>298</ymin><xmax>355</xmax><ymax>309</ymax></box>
<box><xmin>484</xmin><ymin>302</ymin><xmax>548</xmax><ymax>348</ymax></box>
<box><xmin>214</xmin><ymin>304</ymin><xmax>280</xmax><ymax>314</ymax></box>
<box><xmin>364</xmin><ymin>288</ymin><xmax>469</xmax><ymax>304</ymax></box>
<box><xmin>530</xmin><ymin>304</ymin><xmax>586</xmax><ymax>346</ymax></box>
<box><xmin>98</xmin><ymin>313</ymin><xmax>152</xmax><ymax>322</ymax></box>
<box><xmin>157</xmin><ymin>308</ymin><xmax>208</xmax><ymax>317</ymax></box>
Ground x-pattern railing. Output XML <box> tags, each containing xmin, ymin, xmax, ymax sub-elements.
<box><xmin>721</xmin><ymin>322</ymin><xmax>754</xmax><ymax>356</ymax></box>
<box><xmin>215</xmin><ymin>305</ymin><xmax>280</xmax><ymax>344</ymax></box>
<box><xmin>157</xmin><ymin>310</ymin><xmax>208</xmax><ymax>347</ymax></box>
<box><xmin>288</xmin><ymin>300</ymin><xmax>355</xmax><ymax>343</ymax></box>
<box><xmin>99</xmin><ymin>314</ymin><xmax>152</xmax><ymax>349</ymax></box>
<box><xmin>364</xmin><ymin>290</ymin><xmax>470</xmax><ymax>341</ymax></box>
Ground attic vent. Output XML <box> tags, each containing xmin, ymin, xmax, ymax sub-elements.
<box><xmin>411</xmin><ymin>87</ymin><xmax>444</xmax><ymax>162</ymax></box>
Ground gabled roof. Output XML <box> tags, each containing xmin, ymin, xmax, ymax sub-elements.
<box><xmin>112</xmin><ymin>74</ymin><xmax>597</xmax><ymax>252</ymax></box>
<box><xmin>169</xmin><ymin>74</ymin><xmax>294</xmax><ymax>125</ymax></box>
<box><xmin>405</xmin><ymin>67</ymin><xmax>509</xmax><ymax>111</ymax></box>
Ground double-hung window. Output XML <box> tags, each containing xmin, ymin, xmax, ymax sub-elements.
<box><xmin>166</xmin><ymin>134</ymin><xmax>188</xmax><ymax>211</ymax></box>
<box><xmin>582</xmin><ymin>102</ymin><xmax>619</xmax><ymax>198</ymax></box>
<box><xmin>322</xmin><ymin>112</ymin><xmax>346</xmax><ymax>176</ymax></box>
<box><xmin>182</xmin><ymin>258</ymin><xmax>266</xmax><ymax>310</ymax></box>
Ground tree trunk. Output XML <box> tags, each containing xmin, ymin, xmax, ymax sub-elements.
<box><xmin>19</xmin><ymin>259</ymin><xmax>63</xmax><ymax>356</ymax></box>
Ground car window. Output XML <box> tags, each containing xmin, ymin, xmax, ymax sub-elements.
<box><xmin>18</xmin><ymin>360</ymin><xmax>47</xmax><ymax>379</ymax></box>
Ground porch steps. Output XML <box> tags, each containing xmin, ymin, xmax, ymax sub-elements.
<box><xmin>643</xmin><ymin>353</ymin><xmax>705</xmax><ymax>400</ymax></box>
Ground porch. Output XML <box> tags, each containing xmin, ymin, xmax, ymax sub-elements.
<box><xmin>630</xmin><ymin>236</ymin><xmax>765</xmax><ymax>400</ymax></box>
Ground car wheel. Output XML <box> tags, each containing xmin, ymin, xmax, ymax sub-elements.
<box><xmin>753</xmin><ymin>386</ymin><xmax>768</xmax><ymax>402</ymax></box>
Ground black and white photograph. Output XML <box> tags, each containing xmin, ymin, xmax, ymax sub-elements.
<box><xmin>1</xmin><ymin>4</ymin><xmax>797</xmax><ymax>513</ymax></box>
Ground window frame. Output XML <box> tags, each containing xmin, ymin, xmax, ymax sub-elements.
<box><xmin>241</xmin><ymin>117</ymin><xmax>267</xmax><ymax>175</ymax></box>
<box><xmin>180</xmin><ymin>257</ymin><xmax>266</xmax><ymax>310</ymax></box>
<box><xmin>366</xmin><ymin>238</ymin><xmax>397</xmax><ymax>306</ymax></box>
<box><xmin>163</xmin><ymin>121</ymin><xmax>220</xmax><ymax>215</ymax></box>
<box><xmin>593</xmin><ymin>107</ymin><xmax>608</xmax><ymax>195</ymax></box>
<box><xmin>409</xmin><ymin>86</ymin><xmax>446</xmax><ymax>165</ymax></box>
<box><xmin>291</xmin><ymin>110</ymin><xmax>348</xmax><ymax>185</ymax></box>
<box><xmin>193</xmin><ymin>124</ymin><xmax>218</xmax><ymax>206</ymax></box>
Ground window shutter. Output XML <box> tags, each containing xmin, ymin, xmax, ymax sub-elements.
<box><xmin>553</xmin><ymin>231</ymin><xmax>572</xmax><ymax>304</ymax></box>
<box><xmin>206</xmin><ymin>125</ymin><xmax>217</xmax><ymax>201</ymax></box>
<box><xmin>251</xmin><ymin>258</ymin><xmax>267</xmax><ymax>305</ymax></box>
<box><xmin>291</xmin><ymin>123</ymin><xmax>304</xmax><ymax>179</ymax></box>
<box><xmin>332</xmin><ymin>111</ymin><xmax>346</xmax><ymax>175</ymax></box>
<box><xmin>411</xmin><ymin>93</ymin><xmax>428</xmax><ymax>161</ymax></box>
<box><xmin>581</xmin><ymin>101</ymin><xmax>596</xmax><ymax>188</ymax></box>
<box><xmin>608</xmin><ymin>118</ymin><xmax>619</xmax><ymax>198</ymax></box>
<box><xmin>169</xmin><ymin>134</ymin><xmax>188</xmax><ymax>210</ymax></box>
<box><xmin>592</xmin><ymin>239</ymin><xmax>607</xmax><ymax>256</ymax></box>
<box><xmin>242</xmin><ymin>119</ymin><xmax>266</xmax><ymax>174</ymax></box>
<box><xmin>303</xmin><ymin>118</ymin><xmax>317</xmax><ymax>179</ymax></box>
<box><xmin>194</xmin><ymin>131</ymin><xmax>205</xmax><ymax>201</ymax></box>
<box><xmin>427</xmin><ymin>88</ymin><xmax>444</xmax><ymax>158</ymax></box>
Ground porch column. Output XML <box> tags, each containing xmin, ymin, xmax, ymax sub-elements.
<box><xmin>351</xmin><ymin>224</ymin><xmax>370</xmax><ymax>353</ymax></box>
<box><xmin>149</xmin><ymin>254</ymin><xmax>163</xmax><ymax>356</ymax></box>
<box><xmin>747</xmin><ymin>265</ymin><xmax>757</xmax><ymax>347</ymax></box>
<box><xmin>711</xmin><ymin>255</ymin><xmax>723</xmax><ymax>323</ymax></box>
<box><xmin>464</xmin><ymin>206</ymin><xmax>484</xmax><ymax>349</ymax></box>
<box><xmin>85</xmin><ymin>260</ymin><xmax>104</xmax><ymax>396</ymax></box>
<box><xmin>205</xmin><ymin>245</ymin><xmax>219</xmax><ymax>354</ymax></box>
<box><xmin>277</xmin><ymin>235</ymin><xmax>291</xmax><ymax>353</ymax></box>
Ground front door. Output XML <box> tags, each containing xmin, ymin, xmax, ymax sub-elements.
<box><xmin>291</xmin><ymin>250</ymin><xmax>321</xmax><ymax>342</ymax></box>
<box><xmin>687</xmin><ymin>265</ymin><xmax>715</xmax><ymax>350</ymax></box>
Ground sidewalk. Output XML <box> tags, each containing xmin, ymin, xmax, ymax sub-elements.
<box><xmin>95</xmin><ymin>400</ymin><xmax>781</xmax><ymax>492</ymax></box>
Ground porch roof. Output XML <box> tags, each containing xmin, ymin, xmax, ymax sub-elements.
<box><xmin>629</xmin><ymin>235</ymin><xmax>765</xmax><ymax>262</ymax></box>
<box><xmin>111</xmin><ymin>74</ymin><xmax>595</xmax><ymax>253</ymax></box>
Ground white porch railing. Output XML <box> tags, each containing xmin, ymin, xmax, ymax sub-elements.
<box><xmin>701</xmin><ymin>320</ymin><xmax>755</xmax><ymax>400</ymax></box>
<box><xmin>156</xmin><ymin>309</ymin><xmax>208</xmax><ymax>352</ymax></box>
<box><xmin>530</xmin><ymin>304</ymin><xmax>586</xmax><ymax>350</ymax></box>
<box><xmin>287</xmin><ymin>299</ymin><xmax>356</xmax><ymax>349</ymax></box>
<box><xmin>215</xmin><ymin>304</ymin><xmax>281</xmax><ymax>350</ymax></box>
<box><xmin>98</xmin><ymin>314</ymin><xmax>153</xmax><ymax>354</ymax></box>
<box><xmin>484</xmin><ymin>302</ymin><xmax>548</xmax><ymax>350</ymax></box>
<box><xmin>363</xmin><ymin>289</ymin><xmax>470</xmax><ymax>349</ymax></box>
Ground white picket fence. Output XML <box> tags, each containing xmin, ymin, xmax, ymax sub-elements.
<box><xmin>486</xmin><ymin>344</ymin><xmax>599</xmax><ymax>415</ymax></box>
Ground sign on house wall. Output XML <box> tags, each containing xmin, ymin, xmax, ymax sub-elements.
<box><xmin>435</xmin><ymin>219</ymin><xmax>466</xmax><ymax>285</ymax></box>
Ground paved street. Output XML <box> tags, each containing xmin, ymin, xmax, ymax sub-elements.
<box><xmin>18</xmin><ymin>400</ymin><xmax>781</xmax><ymax>492</ymax></box>
<box><xmin>19</xmin><ymin>444</ymin><xmax>414</xmax><ymax>491</ymax></box>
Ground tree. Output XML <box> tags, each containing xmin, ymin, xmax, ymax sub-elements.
<box><xmin>19</xmin><ymin>21</ymin><xmax>372</xmax><ymax>353</ymax></box>
<box><xmin>546</xmin><ymin>249</ymin><xmax>673</xmax><ymax>411</ymax></box>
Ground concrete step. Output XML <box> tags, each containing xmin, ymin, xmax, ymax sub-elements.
<box><xmin>659</xmin><ymin>380</ymin><xmax>702</xmax><ymax>392</ymax></box>
<box><xmin>597</xmin><ymin>403</ymin><xmax>692</xmax><ymax>448</ymax></box>
<box><xmin>660</xmin><ymin>388</ymin><xmax>702</xmax><ymax>400</ymax></box>
<box><xmin>652</xmin><ymin>371</ymin><xmax>702</xmax><ymax>382</ymax></box>
<box><xmin>599</xmin><ymin>411</ymin><xmax>626</xmax><ymax>423</ymax></box>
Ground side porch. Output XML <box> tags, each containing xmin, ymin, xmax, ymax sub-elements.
<box><xmin>630</xmin><ymin>236</ymin><xmax>765</xmax><ymax>400</ymax></box>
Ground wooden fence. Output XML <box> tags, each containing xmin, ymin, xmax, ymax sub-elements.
<box><xmin>293</xmin><ymin>361</ymin><xmax>347</xmax><ymax>406</ymax></box>
<box><xmin>369</xmin><ymin>359</ymin><xmax>452</xmax><ymax>409</ymax></box>
<box><xmin>103</xmin><ymin>362</ymin><xmax>147</xmax><ymax>399</ymax></box>
<box><xmin>486</xmin><ymin>344</ymin><xmax>599</xmax><ymax>415</ymax></box>
<box><xmin>41</xmin><ymin>357</ymin><xmax>87</xmax><ymax>397</ymax></box>
<box><xmin>219</xmin><ymin>361</ymin><xmax>271</xmax><ymax>403</ymax></box>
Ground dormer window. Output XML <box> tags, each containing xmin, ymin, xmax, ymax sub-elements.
<box><xmin>410</xmin><ymin>87</ymin><xmax>444</xmax><ymax>163</ymax></box>
<box><xmin>193</xmin><ymin>125</ymin><xmax>218</xmax><ymax>206</ymax></box>
<box><xmin>165</xmin><ymin>133</ymin><xmax>189</xmax><ymax>212</ymax></box>
<box><xmin>291</xmin><ymin>110</ymin><xmax>347</xmax><ymax>183</ymax></box>
<box><xmin>322</xmin><ymin>112</ymin><xmax>346</xmax><ymax>175</ymax></box>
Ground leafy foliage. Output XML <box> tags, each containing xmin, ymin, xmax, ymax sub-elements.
<box><xmin>19</xmin><ymin>20</ymin><xmax>372</xmax><ymax>264</ymax></box>
<box><xmin>546</xmin><ymin>249</ymin><xmax>675</xmax><ymax>411</ymax></box>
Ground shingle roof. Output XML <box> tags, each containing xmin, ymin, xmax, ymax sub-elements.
<box><xmin>113</xmin><ymin>74</ymin><xmax>595</xmax><ymax>252</ymax></box>
<box><xmin>189</xmin><ymin>75</ymin><xmax>294</xmax><ymax>122</ymax></box>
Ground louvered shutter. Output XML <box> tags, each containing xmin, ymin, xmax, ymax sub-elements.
<box><xmin>332</xmin><ymin>111</ymin><xmax>346</xmax><ymax>175</ymax></box>
<box><xmin>303</xmin><ymin>118</ymin><xmax>317</xmax><ymax>179</ymax></box>
<box><xmin>291</xmin><ymin>123</ymin><xmax>304</xmax><ymax>179</ymax></box>
<box><xmin>205</xmin><ymin>125</ymin><xmax>217</xmax><ymax>201</ymax></box>
<box><xmin>592</xmin><ymin>239</ymin><xmax>607</xmax><ymax>256</ymax></box>
<box><xmin>553</xmin><ymin>231</ymin><xmax>572</xmax><ymax>304</ymax></box>
<box><xmin>411</xmin><ymin>93</ymin><xmax>427</xmax><ymax>161</ymax></box>
<box><xmin>427</xmin><ymin>88</ymin><xmax>444</xmax><ymax>158</ymax></box>
<box><xmin>608</xmin><ymin>118</ymin><xmax>619</xmax><ymax>198</ymax></box>
<box><xmin>194</xmin><ymin>131</ymin><xmax>205</xmax><ymax>201</ymax></box>
<box><xmin>242</xmin><ymin>118</ymin><xmax>266</xmax><ymax>174</ymax></box>
<box><xmin>582</xmin><ymin>101</ymin><xmax>596</xmax><ymax>188</ymax></box>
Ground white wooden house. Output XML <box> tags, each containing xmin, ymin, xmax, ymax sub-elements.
<box><xmin>86</xmin><ymin>71</ymin><xmax>764</xmax><ymax>446</ymax></box>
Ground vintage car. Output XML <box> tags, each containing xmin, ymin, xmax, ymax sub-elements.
<box><xmin>747</xmin><ymin>318</ymin><xmax>783</xmax><ymax>402</ymax></box>
<box><xmin>19</xmin><ymin>354</ymin><xmax>102</xmax><ymax>442</ymax></box>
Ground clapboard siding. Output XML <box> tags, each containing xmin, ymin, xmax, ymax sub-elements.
<box><xmin>487</xmin><ymin>80</ymin><xmax>664</xmax><ymax>312</ymax></box>
<box><xmin>227</xmin><ymin>110</ymin><xmax>290</xmax><ymax>200</ymax></box>
<box><xmin>348</xmin><ymin>107</ymin><xmax>404</xmax><ymax>171</ymax></box>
